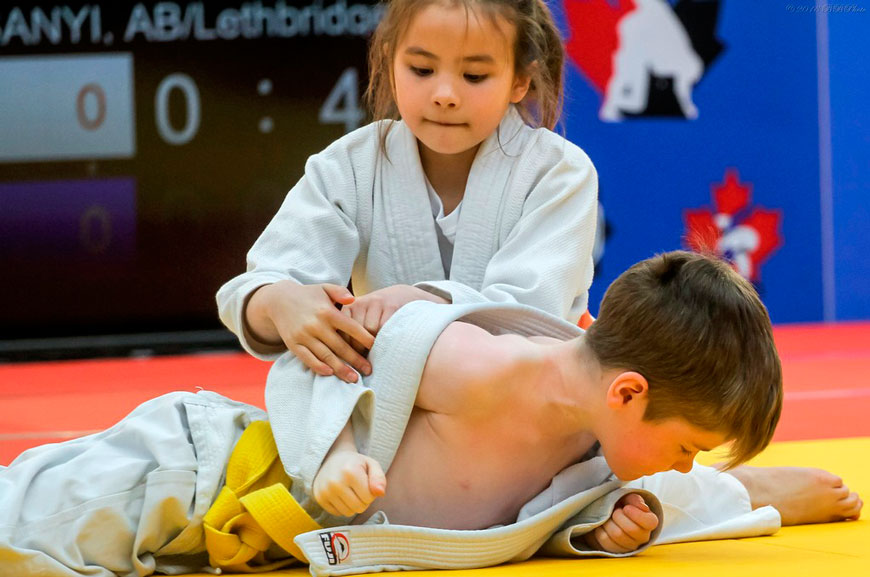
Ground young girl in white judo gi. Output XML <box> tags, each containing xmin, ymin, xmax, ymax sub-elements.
<box><xmin>217</xmin><ymin>0</ymin><xmax>598</xmax><ymax>384</ymax></box>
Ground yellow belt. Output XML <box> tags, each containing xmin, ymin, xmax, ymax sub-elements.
<box><xmin>203</xmin><ymin>420</ymin><xmax>322</xmax><ymax>572</ymax></box>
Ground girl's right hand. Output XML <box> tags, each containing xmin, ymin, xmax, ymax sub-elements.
<box><xmin>250</xmin><ymin>281</ymin><xmax>375</xmax><ymax>382</ymax></box>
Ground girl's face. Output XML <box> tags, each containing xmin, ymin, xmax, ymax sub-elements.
<box><xmin>392</xmin><ymin>2</ymin><xmax>531</xmax><ymax>157</ymax></box>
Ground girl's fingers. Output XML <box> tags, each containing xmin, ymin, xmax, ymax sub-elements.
<box><xmin>331</xmin><ymin>310</ymin><xmax>376</xmax><ymax>350</ymax></box>
<box><xmin>306</xmin><ymin>339</ymin><xmax>358</xmax><ymax>383</ymax></box>
<box><xmin>322</xmin><ymin>283</ymin><xmax>355</xmax><ymax>306</ymax></box>
<box><xmin>346</xmin><ymin>307</ymin><xmax>372</xmax><ymax>354</ymax></box>
<box><xmin>363</xmin><ymin>303</ymin><xmax>382</xmax><ymax>336</ymax></box>
<box><xmin>341</xmin><ymin>302</ymin><xmax>365</xmax><ymax>325</ymax></box>
<box><xmin>380</xmin><ymin>306</ymin><xmax>398</xmax><ymax>326</ymax></box>
<box><xmin>339</xmin><ymin>329</ymin><xmax>369</xmax><ymax>356</ymax></box>
<box><xmin>289</xmin><ymin>343</ymin><xmax>333</xmax><ymax>376</ymax></box>
<box><xmin>319</xmin><ymin>329</ymin><xmax>371</xmax><ymax>377</ymax></box>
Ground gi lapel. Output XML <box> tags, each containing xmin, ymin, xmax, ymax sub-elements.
<box><xmin>451</xmin><ymin>106</ymin><xmax>529</xmax><ymax>287</ymax></box>
<box><xmin>381</xmin><ymin>121</ymin><xmax>445</xmax><ymax>284</ymax></box>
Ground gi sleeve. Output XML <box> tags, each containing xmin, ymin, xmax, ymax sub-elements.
<box><xmin>217</xmin><ymin>136</ymin><xmax>365</xmax><ymax>360</ymax></box>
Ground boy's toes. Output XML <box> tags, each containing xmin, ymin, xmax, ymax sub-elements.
<box><xmin>833</xmin><ymin>484</ymin><xmax>851</xmax><ymax>500</ymax></box>
<box><xmin>814</xmin><ymin>468</ymin><xmax>842</xmax><ymax>488</ymax></box>
<box><xmin>841</xmin><ymin>493</ymin><xmax>863</xmax><ymax>520</ymax></box>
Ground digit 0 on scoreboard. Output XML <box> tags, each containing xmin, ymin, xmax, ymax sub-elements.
<box><xmin>0</xmin><ymin>53</ymin><xmax>135</xmax><ymax>163</ymax></box>
<box><xmin>76</xmin><ymin>83</ymin><xmax>108</xmax><ymax>131</ymax></box>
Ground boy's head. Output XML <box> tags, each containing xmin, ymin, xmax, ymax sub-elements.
<box><xmin>585</xmin><ymin>250</ymin><xmax>783</xmax><ymax>473</ymax></box>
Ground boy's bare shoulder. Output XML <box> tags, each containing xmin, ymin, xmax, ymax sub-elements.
<box><xmin>416</xmin><ymin>321</ymin><xmax>534</xmax><ymax>415</ymax></box>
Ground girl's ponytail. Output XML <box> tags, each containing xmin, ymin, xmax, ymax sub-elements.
<box><xmin>514</xmin><ymin>0</ymin><xmax>565</xmax><ymax>129</ymax></box>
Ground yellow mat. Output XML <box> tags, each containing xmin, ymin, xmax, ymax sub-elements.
<box><xmin>188</xmin><ymin>437</ymin><xmax>869</xmax><ymax>577</ymax></box>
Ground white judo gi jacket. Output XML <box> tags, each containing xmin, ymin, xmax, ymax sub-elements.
<box><xmin>216</xmin><ymin>106</ymin><xmax>599</xmax><ymax>360</ymax></box>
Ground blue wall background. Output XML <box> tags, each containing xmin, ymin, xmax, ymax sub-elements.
<box><xmin>830</xmin><ymin>6</ymin><xmax>870</xmax><ymax>320</ymax></box>
<box><xmin>552</xmin><ymin>0</ymin><xmax>868</xmax><ymax>323</ymax></box>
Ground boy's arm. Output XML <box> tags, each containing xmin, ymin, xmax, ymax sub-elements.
<box><xmin>312</xmin><ymin>420</ymin><xmax>386</xmax><ymax>518</ymax></box>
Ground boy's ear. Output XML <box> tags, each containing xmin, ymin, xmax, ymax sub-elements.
<box><xmin>605</xmin><ymin>371</ymin><xmax>650</xmax><ymax>409</ymax></box>
<box><xmin>510</xmin><ymin>61</ymin><xmax>536</xmax><ymax>103</ymax></box>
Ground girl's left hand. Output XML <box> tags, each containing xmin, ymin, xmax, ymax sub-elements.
<box><xmin>342</xmin><ymin>285</ymin><xmax>448</xmax><ymax>348</ymax></box>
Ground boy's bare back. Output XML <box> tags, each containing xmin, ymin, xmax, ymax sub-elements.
<box><xmin>352</xmin><ymin>322</ymin><xmax>596</xmax><ymax>529</ymax></box>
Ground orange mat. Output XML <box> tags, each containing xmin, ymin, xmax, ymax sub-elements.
<box><xmin>3</xmin><ymin>322</ymin><xmax>869</xmax><ymax>465</ymax></box>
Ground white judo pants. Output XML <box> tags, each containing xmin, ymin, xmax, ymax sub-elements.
<box><xmin>0</xmin><ymin>391</ymin><xmax>265</xmax><ymax>577</ymax></box>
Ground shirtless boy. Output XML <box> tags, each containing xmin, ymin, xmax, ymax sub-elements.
<box><xmin>0</xmin><ymin>252</ymin><xmax>862</xmax><ymax>576</ymax></box>
<box><xmin>313</xmin><ymin>250</ymin><xmax>862</xmax><ymax>553</ymax></box>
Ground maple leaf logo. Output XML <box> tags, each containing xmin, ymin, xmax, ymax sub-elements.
<box><xmin>684</xmin><ymin>169</ymin><xmax>783</xmax><ymax>282</ymax></box>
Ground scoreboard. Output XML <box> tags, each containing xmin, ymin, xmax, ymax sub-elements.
<box><xmin>0</xmin><ymin>54</ymin><xmax>135</xmax><ymax>162</ymax></box>
<box><xmin>0</xmin><ymin>1</ymin><xmax>381</xmax><ymax>342</ymax></box>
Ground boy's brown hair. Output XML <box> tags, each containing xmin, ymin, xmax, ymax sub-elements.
<box><xmin>585</xmin><ymin>250</ymin><xmax>783</xmax><ymax>468</ymax></box>
<box><xmin>365</xmin><ymin>0</ymin><xmax>565</xmax><ymax>137</ymax></box>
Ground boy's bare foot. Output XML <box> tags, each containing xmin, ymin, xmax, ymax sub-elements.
<box><xmin>724</xmin><ymin>466</ymin><xmax>863</xmax><ymax>526</ymax></box>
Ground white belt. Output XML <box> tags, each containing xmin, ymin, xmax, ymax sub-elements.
<box><xmin>293</xmin><ymin>471</ymin><xmax>664</xmax><ymax>576</ymax></box>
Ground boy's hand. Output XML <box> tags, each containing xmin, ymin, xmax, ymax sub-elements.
<box><xmin>313</xmin><ymin>449</ymin><xmax>387</xmax><ymax>517</ymax></box>
<box><xmin>341</xmin><ymin>285</ymin><xmax>449</xmax><ymax>349</ymax></box>
<box><xmin>252</xmin><ymin>281</ymin><xmax>375</xmax><ymax>382</ymax></box>
<box><xmin>584</xmin><ymin>493</ymin><xmax>659</xmax><ymax>554</ymax></box>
